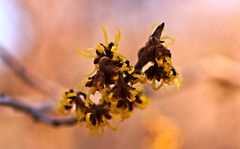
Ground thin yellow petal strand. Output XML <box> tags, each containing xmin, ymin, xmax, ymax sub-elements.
<box><xmin>77</xmin><ymin>48</ymin><xmax>96</xmax><ymax>58</ymax></box>
<box><xmin>84</xmin><ymin>66</ymin><xmax>97</xmax><ymax>77</ymax></box>
<box><xmin>105</xmin><ymin>119</ymin><xmax>117</xmax><ymax>131</ymax></box>
<box><xmin>128</xmin><ymin>89</ymin><xmax>137</xmax><ymax>101</ymax></box>
<box><xmin>76</xmin><ymin>109</ymin><xmax>85</xmax><ymax>126</ymax></box>
<box><xmin>75</xmin><ymin>79</ymin><xmax>89</xmax><ymax>92</ymax></box>
<box><xmin>175</xmin><ymin>77</ymin><xmax>183</xmax><ymax>91</ymax></box>
<box><xmin>114</xmin><ymin>28</ymin><xmax>121</xmax><ymax>46</ymax></box>
<box><xmin>161</xmin><ymin>36</ymin><xmax>175</xmax><ymax>48</ymax></box>
<box><xmin>128</xmin><ymin>66</ymin><xmax>135</xmax><ymax>74</ymax></box>
<box><xmin>132</xmin><ymin>73</ymin><xmax>147</xmax><ymax>83</ymax></box>
<box><xmin>85</xmin><ymin>47</ymin><xmax>95</xmax><ymax>52</ymax></box>
<box><xmin>112</xmin><ymin>51</ymin><xmax>127</xmax><ymax>61</ymax></box>
<box><xmin>101</xmin><ymin>26</ymin><xmax>109</xmax><ymax>46</ymax></box>
<box><xmin>120</xmin><ymin>63</ymin><xmax>128</xmax><ymax>72</ymax></box>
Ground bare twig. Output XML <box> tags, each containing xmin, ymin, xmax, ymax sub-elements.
<box><xmin>0</xmin><ymin>46</ymin><xmax>77</xmax><ymax>126</ymax></box>
<box><xmin>0</xmin><ymin>46</ymin><xmax>64</xmax><ymax>96</ymax></box>
<box><xmin>0</xmin><ymin>95</ymin><xmax>77</xmax><ymax>126</ymax></box>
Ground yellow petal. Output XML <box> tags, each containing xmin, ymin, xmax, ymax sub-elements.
<box><xmin>85</xmin><ymin>47</ymin><xmax>95</xmax><ymax>52</ymax></box>
<box><xmin>128</xmin><ymin>66</ymin><xmax>135</xmax><ymax>74</ymax></box>
<box><xmin>165</xmin><ymin>56</ymin><xmax>172</xmax><ymax>64</ymax></box>
<box><xmin>67</xmin><ymin>92</ymin><xmax>77</xmax><ymax>98</ymax></box>
<box><xmin>56</xmin><ymin>100</ymin><xmax>65</xmax><ymax>114</ymax></box>
<box><xmin>86</xmin><ymin>113</ymin><xmax>92</xmax><ymax>128</ymax></box>
<box><xmin>175</xmin><ymin>77</ymin><xmax>183</xmax><ymax>91</ymax></box>
<box><xmin>128</xmin><ymin>89</ymin><xmax>137</xmax><ymax>102</ymax></box>
<box><xmin>105</xmin><ymin>118</ymin><xmax>117</xmax><ymax>131</ymax></box>
<box><xmin>111</xmin><ymin>45</ymin><xmax>117</xmax><ymax>52</ymax></box>
<box><xmin>101</xmin><ymin>26</ymin><xmax>109</xmax><ymax>46</ymax></box>
<box><xmin>114</xmin><ymin>28</ymin><xmax>121</xmax><ymax>46</ymax></box>
<box><xmin>155</xmin><ymin>57</ymin><xmax>164</xmax><ymax>66</ymax></box>
<box><xmin>96</xmin><ymin>44</ymin><xmax>105</xmax><ymax>53</ymax></box>
<box><xmin>161</xmin><ymin>36</ymin><xmax>175</xmax><ymax>48</ymax></box>
<box><xmin>74</xmin><ymin>79</ymin><xmax>89</xmax><ymax>92</ymax></box>
<box><xmin>77</xmin><ymin>48</ymin><xmax>96</xmax><ymax>58</ymax></box>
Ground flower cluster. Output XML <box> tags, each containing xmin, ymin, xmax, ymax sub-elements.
<box><xmin>57</xmin><ymin>23</ymin><xmax>180</xmax><ymax>134</ymax></box>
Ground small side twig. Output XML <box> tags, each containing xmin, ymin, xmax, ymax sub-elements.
<box><xmin>0</xmin><ymin>95</ymin><xmax>77</xmax><ymax>126</ymax></box>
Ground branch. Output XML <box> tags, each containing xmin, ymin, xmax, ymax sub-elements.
<box><xmin>0</xmin><ymin>46</ymin><xmax>77</xmax><ymax>126</ymax></box>
<box><xmin>0</xmin><ymin>95</ymin><xmax>77</xmax><ymax>126</ymax></box>
<box><xmin>0</xmin><ymin>46</ymin><xmax>63</xmax><ymax>96</ymax></box>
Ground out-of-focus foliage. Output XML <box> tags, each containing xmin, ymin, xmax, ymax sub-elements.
<box><xmin>141</xmin><ymin>110</ymin><xmax>181</xmax><ymax>149</ymax></box>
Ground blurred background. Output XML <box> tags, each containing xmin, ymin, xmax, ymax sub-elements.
<box><xmin>0</xmin><ymin>0</ymin><xmax>240</xmax><ymax>148</ymax></box>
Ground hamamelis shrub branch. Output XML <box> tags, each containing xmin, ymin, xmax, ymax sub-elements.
<box><xmin>57</xmin><ymin>23</ymin><xmax>181</xmax><ymax>134</ymax></box>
